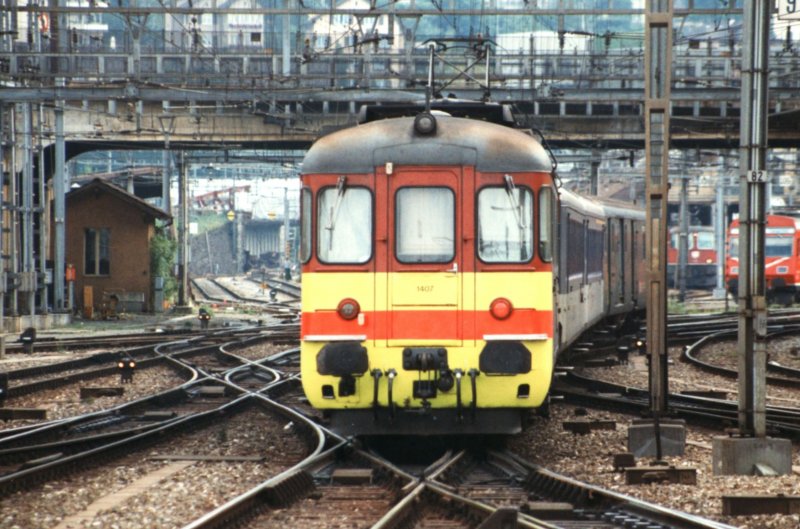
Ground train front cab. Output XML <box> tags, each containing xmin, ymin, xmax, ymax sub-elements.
<box><xmin>726</xmin><ymin>215</ymin><xmax>800</xmax><ymax>305</ymax></box>
<box><xmin>300</xmin><ymin>165</ymin><xmax>557</xmax><ymax>435</ymax></box>
<box><xmin>667</xmin><ymin>227</ymin><xmax>717</xmax><ymax>289</ymax></box>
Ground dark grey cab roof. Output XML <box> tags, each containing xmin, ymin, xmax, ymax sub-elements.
<box><xmin>302</xmin><ymin>115</ymin><xmax>553</xmax><ymax>174</ymax></box>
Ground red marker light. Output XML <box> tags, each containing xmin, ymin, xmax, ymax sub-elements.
<box><xmin>490</xmin><ymin>298</ymin><xmax>513</xmax><ymax>320</ymax></box>
<box><xmin>337</xmin><ymin>298</ymin><xmax>360</xmax><ymax>320</ymax></box>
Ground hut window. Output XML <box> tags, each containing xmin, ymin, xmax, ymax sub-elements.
<box><xmin>85</xmin><ymin>228</ymin><xmax>110</xmax><ymax>276</ymax></box>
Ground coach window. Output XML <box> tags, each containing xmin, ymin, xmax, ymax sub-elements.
<box><xmin>396</xmin><ymin>187</ymin><xmax>454</xmax><ymax>263</ymax></box>
<box><xmin>539</xmin><ymin>187</ymin><xmax>554</xmax><ymax>262</ymax></box>
<box><xmin>478</xmin><ymin>186</ymin><xmax>533</xmax><ymax>263</ymax></box>
<box><xmin>317</xmin><ymin>186</ymin><xmax>372</xmax><ymax>263</ymax></box>
<box><xmin>85</xmin><ymin>228</ymin><xmax>110</xmax><ymax>276</ymax></box>
<box><xmin>300</xmin><ymin>188</ymin><xmax>312</xmax><ymax>263</ymax></box>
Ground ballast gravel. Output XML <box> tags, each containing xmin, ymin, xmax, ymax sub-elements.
<box><xmin>511</xmin><ymin>339</ymin><xmax>800</xmax><ymax>529</ymax></box>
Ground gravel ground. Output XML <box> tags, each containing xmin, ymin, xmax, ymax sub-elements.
<box><xmin>510</xmin><ymin>403</ymin><xmax>800</xmax><ymax>529</ymax></box>
<box><xmin>0</xmin><ymin>365</ymin><xmax>186</xmax><ymax>430</ymax></box>
<box><xmin>226</xmin><ymin>341</ymin><xmax>293</xmax><ymax>362</ymax></box>
<box><xmin>528</xmin><ymin>335</ymin><xmax>800</xmax><ymax>529</ymax></box>
<box><xmin>703</xmin><ymin>335</ymin><xmax>800</xmax><ymax>370</ymax></box>
<box><xmin>0</xmin><ymin>407</ymin><xmax>310</xmax><ymax>529</ymax></box>
<box><xmin>0</xmin><ymin>349</ymin><xmax>120</xmax><ymax>372</ymax></box>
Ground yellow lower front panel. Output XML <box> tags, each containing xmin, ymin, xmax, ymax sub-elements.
<box><xmin>300</xmin><ymin>339</ymin><xmax>553</xmax><ymax>410</ymax></box>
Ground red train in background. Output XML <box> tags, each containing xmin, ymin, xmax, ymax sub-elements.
<box><xmin>726</xmin><ymin>214</ymin><xmax>800</xmax><ymax>306</ymax></box>
<box><xmin>667</xmin><ymin>225</ymin><xmax>718</xmax><ymax>289</ymax></box>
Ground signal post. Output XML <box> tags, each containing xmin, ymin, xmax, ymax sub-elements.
<box><xmin>627</xmin><ymin>0</ymin><xmax>688</xmax><ymax>460</ymax></box>
<box><xmin>712</xmin><ymin>0</ymin><xmax>792</xmax><ymax>475</ymax></box>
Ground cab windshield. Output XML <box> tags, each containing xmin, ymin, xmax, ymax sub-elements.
<box><xmin>728</xmin><ymin>236</ymin><xmax>793</xmax><ymax>258</ymax></box>
<box><xmin>395</xmin><ymin>187</ymin><xmax>454</xmax><ymax>263</ymax></box>
<box><xmin>696</xmin><ymin>231</ymin><xmax>714</xmax><ymax>250</ymax></box>
<box><xmin>317</xmin><ymin>186</ymin><xmax>372</xmax><ymax>263</ymax></box>
<box><xmin>477</xmin><ymin>186</ymin><xmax>534</xmax><ymax>263</ymax></box>
<box><xmin>766</xmin><ymin>236</ymin><xmax>793</xmax><ymax>257</ymax></box>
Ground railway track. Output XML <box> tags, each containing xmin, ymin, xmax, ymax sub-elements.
<box><xmin>0</xmin><ymin>309</ymin><xmax>789</xmax><ymax>528</ymax></box>
<box><xmin>1</xmin><ymin>398</ymin><xmax>318</xmax><ymax>527</ymax></box>
<box><xmin>186</xmin><ymin>442</ymin><xmax>735</xmax><ymax>529</ymax></box>
<box><xmin>0</xmin><ymin>324</ymin><xmax>324</xmax><ymax>528</ymax></box>
<box><xmin>181</xmin><ymin>329</ymin><xmax>736</xmax><ymax>529</ymax></box>
<box><xmin>190</xmin><ymin>275</ymin><xmax>299</xmax><ymax>321</ymax></box>
<box><xmin>666</xmin><ymin>308</ymin><xmax>800</xmax><ymax>344</ymax></box>
<box><xmin>0</xmin><ymin>328</ymin><xmax>200</xmax><ymax>355</ymax></box>
<box><xmin>555</xmin><ymin>318</ymin><xmax>800</xmax><ymax>437</ymax></box>
<box><xmin>682</xmin><ymin>328</ymin><xmax>800</xmax><ymax>386</ymax></box>
<box><xmin>0</xmin><ymin>329</ymin><xmax>294</xmax><ymax>448</ymax></box>
<box><xmin>244</xmin><ymin>272</ymin><xmax>302</xmax><ymax>300</ymax></box>
<box><xmin>554</xmin><ymin>370</ymin><xmax>800</xmax><ymax>438</ymax></box>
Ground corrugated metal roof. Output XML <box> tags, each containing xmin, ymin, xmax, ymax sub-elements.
<box><xmin>244</xmin><ymin>223</ymin><xmax>281</xmax><ymax>255</ymax></box>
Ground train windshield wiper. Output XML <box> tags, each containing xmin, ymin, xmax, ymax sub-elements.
<box><xmin>503</xmin><ymin>174</ymin><xmax>526</xmax><ymax>230</ymax></box>
<box><xmin>324</xmin><ymin>175</ymin><xmax>347</xmax><ymax>248</ymax></box>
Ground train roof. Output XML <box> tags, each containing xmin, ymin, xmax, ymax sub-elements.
<box><xmin>301</xmin><ymin>115</ymin><xmax>553</xmax><ymax>174</ymax></box>
<box><xmin>357</xmin><ymin>100</ymin><xmax>517</xmax><ymax>126</ymax></box>
<box><xmin>729</xmin><ymin>214</ymin><xmax>800</xmax><ymax>232</ymax></box>
<box><xmin>559</xmin><ymin>187</ymin><xmax>644</xmax><ymax>221</ymax></box>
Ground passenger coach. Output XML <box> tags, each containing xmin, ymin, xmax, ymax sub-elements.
<box><xmin>299</xmin><ymin>103</ymin><xmax>645</xmax><ymax>435</ymax></box>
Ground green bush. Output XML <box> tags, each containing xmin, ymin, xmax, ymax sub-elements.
<box><xmin>150</xmin><ymin>228</ymin><xmax>178</xmax><ymax>302</ymax></box>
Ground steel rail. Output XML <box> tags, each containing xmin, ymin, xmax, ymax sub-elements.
<box><xmin>557</xmin><ymin>371</ymin><xmax>800</xmax><ymax>437</ymax></box>
<box><xmin>0</xmin><ymin>332</ymin><xmax>319</xmax><ymax>496</ymax></box>
<box><xmin>0</xmin><ymin>328</ymin><xmax>290</xmax><ymax>448</ymax></box>
<box><xmin>683</xmin><ymin>327</ymin><xmax>800</xmax><ymax>388</ymax></box>
<box><xmin>500</xmin><ymin>450</ymin><xmax>739</xmax><ymax>529</ymax></box>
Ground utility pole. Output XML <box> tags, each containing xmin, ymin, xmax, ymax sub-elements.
<box><xmin>713</xmin><ymin>174</ymin><xmax>727</xmax><ymax>299</ymax></box>
<box><xmin>54</xmin><ymin>80</ymin><xmax>66</xmax><ymax>311</ymax></box>
<box><xmin>737</xmin><ymin>0</ymin><xmax>769</xmax><ymax>440</ymax></box>
<box><xmin>712</xmin><ymin>0</ymin><xmax>792</xmax><ymax>475</ymax></box>
<box><xmin>178</xmin><ymin>152</ymin><xmax>189</xmax><ymax>308</ymax></box>
<box><xmin>630</xmin><ymin>0</ymin><xmax>686</xmax><ymax>459</ymax></box>
<box><xmin>677</xmin><ymin>174</ymin><xmax>689</xmax><ymax>302</ymax></box>
<box><xmin>158</xmin><ymin>114</ymin><xmax>175</xmax><ymax>215</ymax></box>
<box><xmin>644</xmin><ymin>0</ymin><xmax>672</xmax><ymax>417</ymax></box>
<box><xmin>283</xmin><ymin>187</ymin><xmax>291</xmax><ymax>280</ymax></box>
<box><xmin>590</xmin><ymin>148</ymin><xmax>600</xmax><ymax>196</ymax></box>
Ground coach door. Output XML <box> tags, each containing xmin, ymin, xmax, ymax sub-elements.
<box><xmin>609</xmin><ymin>218</ymin><xmax>625</xmax><ymax>307</ymax></box>
<box><xmin>385</xmin><ymin>167</ymin><xmax>465</xmax><ymax>347</ymax></box>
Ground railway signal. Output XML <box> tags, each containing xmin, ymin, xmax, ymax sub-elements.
<box><xmin>20</xmin><ymin>327</ymin><xmax>36</xmax><ymax>354</ymax></box>
<box><xmin>198</xmin><ymin>308</ymin><xmax>212</xmax><ymax>329</ymax></box>
<box><xmin>118</xmin><ymin>358</ymin><xmax>136</xmax><ymax>383</ymax></box>
<box><xmin>0</xmin><ymin>372</ymin><xmax>7</xmax><ymax>405</ymax></box>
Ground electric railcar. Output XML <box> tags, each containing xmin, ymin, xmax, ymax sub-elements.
<box><xmin>667</xmin><ymin>226</ymin><xmax>718</xmax><ymax>289</ymax></box>
<box><xmin>726</xmin><ymin>215</ymin><xmax>800</xmax><ymax>305</ymax></box>
<box><xmin>299</xmin><ymin>104</ymin><xmax>646</xmax><ymax>435</ymax></box>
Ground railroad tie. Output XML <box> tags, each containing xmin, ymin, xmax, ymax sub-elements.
<box><xmin>52</xmin><ymin>461</ymin><xmax>194</xmax><ymax>529</ymax></box>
